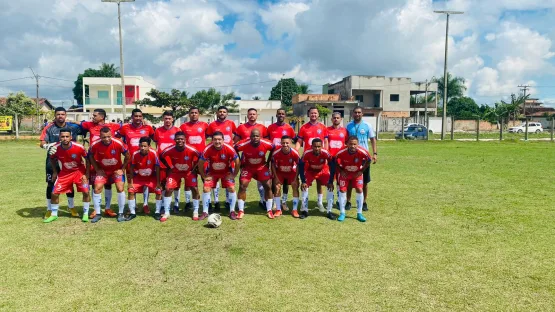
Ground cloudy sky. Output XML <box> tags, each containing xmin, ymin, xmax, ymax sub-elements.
<box><xmin>1</xmin><ymin>0</ymin><xmax>555</xmax><ymax>106</ymax></box>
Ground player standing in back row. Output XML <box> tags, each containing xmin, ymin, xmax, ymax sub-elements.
<box><xmin>296</xmin><ymin>107</ymin><xmax>329</xmax><ymax>152</ymax></box>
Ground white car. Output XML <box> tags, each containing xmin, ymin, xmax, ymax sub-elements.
<box><xmin>508</xmin><ymin>122</ymin><xmax>543</xmax><ymax>133</ymax></box>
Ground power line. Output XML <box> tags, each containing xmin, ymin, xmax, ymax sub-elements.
<box><xmin>0</xmin><ymin>77</ymin><xmax>33</xmax><ymax>83</ymax></box>
<box><xmin>155</xmin><ymin>79</ymin><xmax>278</xmax><ymax>90</ymax></box>
<box><xmin>41</xmin><ymin>76</ymin><xmax>73</xmax><ymax>82</ymax></box>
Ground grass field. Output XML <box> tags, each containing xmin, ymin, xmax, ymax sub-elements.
<box><xmin>1</xmin><ymin>140</ymin><xmax>554</xmax><ymax>311</ymax></box>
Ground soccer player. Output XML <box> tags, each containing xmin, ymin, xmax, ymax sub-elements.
<box><xmin>179</xmin><ymin>106</ymin><xmax>209</xmax><ymax>212</ymax></box>
<box><xmin>345</xmin><ymin>106</ymin><xmax>377</xmax><ymax>211</ymax></box>
<box><xmin>159</xmin><ymin>132</ymin><xmax>201</xmax><ymax>222</ymax></box>
<box><xmin>119</xmin><ymin>109</ymin><xmax>155</xmax><ymax>214</ymax></box>
<box><xmin>40</xmin><ymin>107</ymin><xmax>81</xmax><ymax>218</ymax></box>
<box><xmin>206</xmin><ymin>106</ymin><xmax>237</xmax><ymax>212</ymax></box>
<box><xmin>331</xmin><ymin>136</ymin><xmax>371</xmax><ymax>222</ymax></box>
<box><xmin>45</xmin><ymin>128</ymin><xmax>91</xmax><ymax>223</ymax></box>
<box><xmin>327</xmin><ymin>112</ymin><xmax>348</xmax><ymax>210</ymax></box>
<box><xmin>271</xmin><ymin>136</ymin><xmax>301</xmax><ymax>217</ymax></box>
<box><xmin>198</xmin><ymin>131</ymin><xmax>240</xmax><ymax>220</ymax></box>
<box><xmin>267</xmin><ymin>108</ymin><xmax>296</xmax><ymax>210</ymax></box>
<box><xmin>296</xmin><ymin>107</ymin><xmax>329</xmax><ymax>152</ymax></box>
<box><xmin>81</xmin><ymin>109</ymin><xmax>122</xmax><ymax>214</ymax></box>
<box><xmin>153</xmin><ymin>110</ymin><xmax>181</xmax><ymax>213</ymax></box>
<box><xmin>298</xmin><ymin>138</ymin><xmax>333</xmax><ymax>219</ymax></box>
<box><xmin>234</xmin><ymin>108</ymin><xmax>269</xmax><ymax>210</ymax></box>
<box><xmin>235</xmin><ymin>129</ymin><xmax>274</xmax><ymax>219</ymax></box>
<box><xmin>128</xmin><ymin>137</ymin><xmax>162</xmax><ymax>221</ymax></box>
<box><xmin>88</xmin><ymin>127</ymin><xmax>130</xmax><ymax>223</ymax></box>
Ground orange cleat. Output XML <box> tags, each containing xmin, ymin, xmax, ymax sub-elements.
<box><xmin>274</xmin><ymin>210</ymin><xmax>282</xmax><ymax>217</ymax></box>
<box><xmin>237</xmin><ymin>211</ymin><xmax>244</xmax><ymax>219</ymax></box>
<box><xmin>292</xmin><ymin>210</ymin><xmax>300</xmax><ymax>218</ymax></box>
<box><xmin>104</xmin><ymin>209</ymin><xmax>117</xmax><ymax>217</ymax></box>
<box><xmin>89</xmin><ymin>210</ymin><xmax>97</xmax><ymax>219</ymax></box>
<box><xmin>267</xmin><ymin>210</ymin><xmax>275</xmax><ymax>219</ymax></box>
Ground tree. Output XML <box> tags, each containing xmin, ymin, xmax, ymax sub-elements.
<box><xmin>316</xmin><ymin>104</ymin><xmax>331</xmax><ymax>125</ymax></box>
<box><xmin>252</xmin><ymin>96</ymin><xmax>261</xmax><ymax>100</ymax></box>
<box><xmin>269</xmin><ymin>78</ymin><xmax>299</xmax><ymax>111</ymax></box>
<box><xmin>189</xmin><ymin>88</ymin><xmax>238</xmax><ymax>116</ymax></box>
<box><xmin>446</xmin><ymin>96</ymin><xmax>480</xmax><ymax>119</ymax></box>
<box><xmin>298</xmin><ymin>84</ymin><xmax>311</xmax><ymax>94</ymax></box>
<box><xmin>72</xmin><ymin>63</ymin><xmax>120</xmax><ymax>105</ymax></box>
<box><xmin>0</xmin><ymin>92</ymin><xmax>36</xmax><ymax>128</ymax></box>
<box><xmin>135</xmin><ymin>89</ymin><xmax>192</xmax><ymax>123</ymax></box>
<box><xmin>433</xmin><ymin>73</ymin><xmax>467</xmax><ymax>107</ymax></box>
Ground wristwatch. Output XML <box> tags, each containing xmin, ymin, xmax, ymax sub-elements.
<box><xmin>373</xmin><ymin>152</ymin><xmax>377</xmax><ymax>155</ymax></box>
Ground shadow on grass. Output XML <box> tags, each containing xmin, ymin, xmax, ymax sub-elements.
<box><xmin>16</xmin><ymin>206</ymin><xmax>74</xmax><ymax>219</ymax></box>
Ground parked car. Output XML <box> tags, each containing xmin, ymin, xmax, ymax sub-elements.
<box><xmin>508</xmin><ymin>122</ymin><xmax>543</xmax><ymax>133</ymax></box>
<box><xmin>396</xmin><ymin>126</ymin><xmax>428</xmax><ymax>140</ymax></box>
<box><xmin>404</xmin><ymin>123</ymin><xmax>433</xmax><ymax>133</ymax></box>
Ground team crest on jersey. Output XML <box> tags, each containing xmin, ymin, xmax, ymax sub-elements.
<box><xmin>71</xmin><ymin>154</ymin><xmax>77</xmax><ymax>159</ymax></box>
<box><xmin>320</xmin><ymin>159</ymin><xmax>324</xmax><ymax>163</ymax></box>
<box><xmin>226</xmin><ymin>126</ymin><xmax>230</xmax><ymax>131</ymax></box>
<box><xmin>192</xmin><ymin>178</ymin><xmax>197</xmax><ymax>183</ymax></box>
<box><xmin>197</xmin><ymin>128</ymin><xmax>203</xmax><ymax>133</ymax></box>
<box><xmin>360</xmin><ymin>129</ymin><xmax>366</xmax><ymax>134</ymax></box>
<box><xmin>220</xmin><ymin>154</ymin><xmax>226</xmax><ymax>159</ymax></box>
<box><xmin>111</xmin><ymin>150</ymin><xmax>116</xmax><ymax>155</ymax></box>
<box><xmin>289</xmin><ymin>159</ymin><xmax>292</xmax><ymax>163</ymax></box>
<box><xmin>355</xmin><ymin>158</ymin><xmax>359</xmax><ymax>163</ymax></box>
<box><xmin>147</xmin><ymin>160</ymin><xmax>151</xmax><ymax>165</ymax></box>
<box><xmin>259</xmin><ymin>151</ymin><xmax>264</xmax><ymax>156</ymax></box>
<box><xmin>140</xmin><ymin>130</ymin><xmax>146</xmax><ymax>134</ymax></box>
<box><xmin>264</xmin><ymin>172</ymin><xmax>269</xmax><ymax>176</ymax></box>
<box><xmin>170</xmin><ymin>135</ymin><xmax>175</xmax><ymax>139</ymax></box>
<box><xmin>282</xmin><ymin>130</ymin><xmax>287</xmax><ymax>135</ymax></box>
<box><xmin>340</xmin><ymin>133</ymin><xmax>345</xmax><ymax>138</ymax></box>
<box><xmin>317</xmin><ymin>129</ymin><xmax>322</xmax><ymax>134</ymax></box>
<box><xmin>185</xmin><ymin>156</ymin><xmax>189</xmax><ymax>160</ymax></box>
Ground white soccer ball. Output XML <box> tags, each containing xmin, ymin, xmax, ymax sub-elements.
<box><xmin>207</xmin><ymin>213</ymin><xmax>222</xmax><ymax>228</ymax></box>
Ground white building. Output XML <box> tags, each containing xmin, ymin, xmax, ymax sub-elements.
<box><xmin>235</xmin><ymin>100</ymin><xmax>282</xmax><ymax>126</ymax></box>
<box><xmin>82</xmin><ymin>76</ymin><xmax>160</xmax><ymax>115</ymax></box>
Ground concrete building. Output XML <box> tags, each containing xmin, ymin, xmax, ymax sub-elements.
<box><xmin>82</xmin><ymin>76</ymin><xmax>160</xmax><ymax>115</ymax></box>
<box><xmin>323</xmin><ymin>75</ymin><xmax>439</xmax><ymax>122</ymax></box>
<box><xmin>292</xmin><ymin>94</ymin><xmax>359</xmax><ymax>126</ymax></box>
<box><xmin>235</xmin><ymin>99</ymin><xmax>282</xmax><ymax>126</ymax></box>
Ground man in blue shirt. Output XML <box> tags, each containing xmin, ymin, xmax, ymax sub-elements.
<box><xmin>345</xmin><ymin>106</ymin><xmax>377</xmax><ymax>212</ymax></box>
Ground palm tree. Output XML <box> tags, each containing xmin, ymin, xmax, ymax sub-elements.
<box><xmin>433</xmin><ymin>73</ymin><xmax>467</xmax><ymax>106</ymax></box>
<box><xmin>252</xmin><ymin>96</ymin><xmax>261</xmax><ymax>100</ymax></box>
<box><xmin>98</xmin><ymin>63</ymin><xmax>119</xmax><ymax>77</ymax></box>
<box><xmin>298</xmin><ymin>84</ymin><xmax>311</xmax><ymax>94</ymax></box>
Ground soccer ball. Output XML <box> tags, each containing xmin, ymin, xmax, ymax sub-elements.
<box><xmin>207</xmin><ymin>213</ymin><xmax>222</xmax><ymax>228</ymax></box>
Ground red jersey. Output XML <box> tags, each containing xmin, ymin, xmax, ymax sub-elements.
<box><xmin>235</xmin><ymin>122</ymin><xmax>268</xmax><ymax>141</ymax></box>
<box><xmin>327</xmin><ymin>126</ymin><xmax>348</xmax><ymax>156</ymax></box>
<box><xmin>161</xmin><ymin>145</ymin><xmax>200</xmax><ymax>173</ymax></box>
<box><xmin>298</xmin><ymin>122</ymin><xmax>328</xmax><ymax>150</ymax></box>
<box><xmin>89</xmin><ymin>138</ymin><xmax>128</xmax><ymax>174</ymax></box>
<box><xmin>81</xmin><ymin>121</ymin><xmax>121</xmax><ymax>143</ymax></box>
<box><xmin>235</xmin><ymin>139</ymin><xmax>273</xmax><ymax>169</ymax></box>
<box><xmin>335</xmin><ymin>147</ymin><xmax>371</xmax><ymax>177</ymax></box>
<box><xmin>179</xmin><ymin>121</ymin><xmax>209</xmax><ymax>152</ymax></box>
<box><xmin>131</xmin><ymin>148</ymin><xmax>159</xmax><ymax>179</ymax></box>
<box><xmin>267</xmin><ymin>122</ymin><xmax>296</xmax><ymax>147</ymax></box>
<box><xmin>119</xmin><ymin>123</ymin><xmax>155</xmax><ymax>155</ymax></box>
<box><xmin>206</xmin><ymin>119</ymin><xmax>237</xmax><ymax>144</ymax></box>
<box><xmin>201</xmin><ymin>143</ymin><xmax>238</xmax><ymax>175</ymax></box>
<box><xmin>50</xmin><ymin>142</ymin><xmax>87</xmax><ymax>173</ymax></box>
<box><xmin>271</xmin><ymin>147</ymin><xmax>300</xmax><ymax>174</ymax></box>
<box><xmin>301</xmin><ymin>149</ymin><xmax>332</xmax><ymax>173</ymax></box>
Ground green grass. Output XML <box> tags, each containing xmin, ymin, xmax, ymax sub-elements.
<box><xmin>379</xmin><ymin>131</ymin><xmax>555</xmax><ymax>140</ymax></box>
<box><xmin>1</xmin><ymin>140</ymin><xmax>555</xmax><ymax>311</ymax></box>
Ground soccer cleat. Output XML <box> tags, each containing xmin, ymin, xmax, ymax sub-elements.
<box><xmin>327</xmin><ymin>212</ymin><xmax>336</xmax><ymax>220</ymax></box>
<box><xmin>125</xmin><ymin>214</ymin><xmax>136</xmax><ymax>221</ymax></box>
<box><xmin>82</xmin><ymin>214</ymin><xmax>89</xmax><ymax>223</ymax></box>
<box><xmin>185</xmin><ymin>202</ymin><xmax>192</xmax><ymax>212</ymax></box>
<box><xmin>193</xmin><ymin>211</ymin><xmax>199</xmax><ymax>221</ymax></box>
<box><xmin>143</xmin><ymin>205</ymin><xmax>150</xmax><ymax>215</ymax></box>
<box><xmin>299</xmin><ymin>210</ymin><xmax>308</xmax><ymax>219</ymax></box>
<box><xmin>173</xmin><ymin>204</ymin><xmax>180</xmax><ymax>214</ymax></box>
<box><xmin>199</xmin><ymin>212</ymin><xmax>209</xmax><ymax>221</ymax></box>
<box><xmin>91</xmin><ymin>215</ymin><xmax>102</xmax><ymax>223</ymax></box>
<box><xmin>292</xmin><ymin>210</ymin><xmax>300</xmax><ymax>218</ymax></box>
<box><xmin>44</xmin><ymin>210</ymin><xmax>52</xmax><ymax>219</ymax></box>
<box><xmin>214</xmin><ymin>202</ymin><xmax>221</xmax><ymax>213</ymax></box>
<box><xmin>362</xmin><ymin>203</ymin><xmax>368</xmax><ymax>211</ymax></box>
<box><xmin>258</xmin><ymin>200</ymin><xmax>266</xmax><ymax>210</ymax></box>
<box><xmin>160</xmin><ymin>214</ymin><xmax>169</xmax><ymax>222</ymax></box>
<box><xmin>345</xmin><ymin>202</ymin><xmax>352</xmax><ymax>211</ymax></box>
<box><xmin>154</xmin><ymin>213</ymin><xmax>162</xmax><ymax>221</ymax></box>
<box><xmin>229</xmin><ymin>211</ymin><xmax>237</xmax><ymax>220</ymax></box>
<box><xmin>117</xmin><ymin>213</ymin><xmax>126</xmax><ymax>222</ymax></box>
<box><xmin>317</xmin><ymin>203</ymin><xmax>325</xmax><ymax>213</ymax></box>
<box><xmin>356</xmin><ymin>213</ymin><xmax>366</xmax><ymax>222</ymax></box>
<box><xmin>274</xmin><ymin>210</ymin><xmax>282</xmax><ymax>217</ymax></box>
<box><xmin>69</xmin><ymin>208</ymin><xmax>79</xmax><ymax>218</ymax></box>
<box><xmin>282</xmin><ymin>203</ymin><xmax>289</xmax><ymax>212</ymax></box>
<box><xmin>89</xmin><ymin>210</ymin><xmax>97</xmax><ymax>219</ymax></box>
<box><xmin>104</xmin><ymin>209</ymin><xmax>117</xmax><ymax>217</ymax></box>
<box><xmin>43</xmin><ymin>216</ymin><xmax>58</xmax><ymax>223</ymax></box>
<box><xmin>237</xmin><ymin>211</ymin><xmax>244</xmax><ymax>219</ymax></box>
<box><xmin>337</xmin><ymin>213</ymin><xmax>346</xmax><ymax>222</ymax></box>
<box><xmin>267</xmin><ymin>210</ymin><xmax>275</xmax><ymax>219</ymax></box>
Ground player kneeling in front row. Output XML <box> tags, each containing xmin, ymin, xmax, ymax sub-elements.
<box><xmin>159</xmin><ymin>132</ymin><xmax>201</xmax><ymax>222</ymax></box>
<box><xmin>298</xmin><ymin>138</ymin><xmax>335</xmax><ymax>219</ymax></box>
<box><xmin>198</xmin><ymin>131</ymin><xmax>240</xmax><ymax>219</ymax></box>
<box><xmin>45</xmin><ymin>129</ymin><xmax>91</xmax><ymax>223</ymax></box>
<box><xmin>271</xmin><ymin>135</ymin><xmax>301</xmax><ymax>217</ymax></box>
<box><xmin>89</xmin><ymin>127</ymin><xmax>130</xmax><ymax>223</ymax></box>
<box><xmin>332</xmin><ymin>136</ymin><xmax>371</xmax><ymax>222</ymax></box>
<box><xmin>235</xmin><ymin>129</ymin><xmax>275</xmax><ymax>219</ymax></box>
<box><xmin>127</xmin><ymin>137</ymin><xmax>162</xmax><ymax>221</ymax></box>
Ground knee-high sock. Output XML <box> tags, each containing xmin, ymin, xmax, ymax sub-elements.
<box><xmin>317</xmin><ymin>193</ymin><xmax>323</xmax><ymax>205</ymax></box>
<box><xmin>67</xmin><ymin>197</ymin><xmax>75</xmax><ymax>209</ymax></box>
<box><xmin>356</xmin><ymin>193</ymin><xmax>364</xmax><ymax>214</ymax></box>
<box><xmin>257</xmin><ymin>181</ymin><xmax>265</xmax><ymax>202</ymax></box>
<box><xmin>46</xmin><ymin>199</ymin><xmax>52</xmax><ymax>212</ymax></box>
<box><xmin>117</xmin><ymin>192</ymin><xmax>126</xmax><ymax>214</ymax></box>
<box><xmin>163</xmin><ymin>196</ymin><xmax>172</xmax><ymax>216</ymax></box>
<box><xmin>225</xmin><ymin>188</ymin><xmax>230</xmax><ymax>204</ymax></box>
<box><xmin>339</xmin><ymin>192</ymin><xmax>347</xmax><ymax>214</ymax></box>
<box><xmin>93</xmin><ymin>193</ymin><xmax>102</xmax><ymax>214</ymax></box>
<box><xmin>302</xmin><ymin>190</ymin><xmax>309</xmax><ymax>211</ymax></box>
<box><xmin>193</xmin><ymin>199</ymin><xmax>199</xmax><ymax>212</ymax></box>
<box><xmin>282</xmin><ymin>192</ymin><xmax>288</xmax><ymax>204</ymax></box>
<box><xmin>128</xmin><ymin>199</ymin><xmax>136</xmax><ymax>214</ymax></box>
<box><xmin>185</xmin><ymin>190</ymin><xmax>192</xmax><ymax>204</ymax></box>
<box><xmin>326</xmin><ymin>190</ymin><xmax>334</xmax><ymax>212</ymax></box>
<box><xmin>293</xmin><ymin>197</ymin><xmax>299</xmax><ymax>211</ymax></box>
<box><xmin>46</xmin><ymin>183</ymin><xmax>53</xmax><ymax>211</ymax></box>
<box><xmin>83</xmin><ymin>202</ymin><xmax>90</xmax><ymax>215</ymax></box>
<box><xmin>202</xmin><ymin>192</ymin><xmax>211</xmax><ymax>214</ymax></box>
<box><xmin>274</xmin><ymin>197</ymin><xmax>282</xmax><ymax>211</ymax></box>
<box><xmin>50</xmin><ymin>204</ymin><xmax>59</xmax><ymax>217</ymax></box>
<box><xmin>173</xmin><ymin>189</ymin><xmax>180</xmax><ymax>206</ymax></box>
<box><xmin>266</xmin><ymin>198</ymin><xmax>274</xmax><ymax>212</ymax></box>
<box><xmin>213</xmin><ymin>182</ymin><xmax>220</xmax><ymax>202</ymax></box>
<box><xmin>238</xmin><ymin>199</ymin><xmax>245</xmax><ymax>212</ymax></box>
<box><xmin>155</xmin><ymin>199</ymin><xmax>162</xmax><ymax>214</ymax></box>
<box><xmin>143</xmin><ymin>189</ymin><xmax>149</xmax><ymax>206</ymax></box>
<box><xmin>228</xmin><ymin>192</ymin><xmax>237</xmax><ymax>212</ymax></box>
<box><xmin>104</xmin><ymin>188</ymin><xmax>112</xmax><ymax>209</ymax></box>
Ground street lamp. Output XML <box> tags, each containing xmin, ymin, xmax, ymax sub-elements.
<box><xmin>102</xmin><ymin>0</ymin><xmax>134</xmax><ymax>123</ymax></box>
<box><xmin>434</xmin><ymin>10</ymin><xmax>463</xmax><ymax>140</ymax></box>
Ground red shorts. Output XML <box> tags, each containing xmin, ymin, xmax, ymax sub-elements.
<box><xmin>274</xmin><ymin>172</ymin><xmax>297</xmax><ymax>184</ymax></box>
<box><xmin>305</xmin><ymin>170</ymin><xmax>330</xmax><ymax>187</ymax></box>
<box><xmin>54</xmin><ymin>170</ymin><xmax>89</xmax><ymax>194</ymax></box>
<box><xmin>166</xmin><ymin>172</ymin><xmax>198</xmax><ymax>189</ymax></box>
<box><xmin>94</xmin><ymin>171</ymin><xmax>124</xmax><ymax>185</ymax></box>
<box><xmin>240</xmin><ymin>166</ymin><xmax>272</xmax><ymax>182</ymax></box>
<box><xmin>337</xmin><ymin>173</ymin><xmax>364</xmax><ymax>192</ymax></box>
<box><xmin>203</xmin><ymin>174</ymin><xmax>235</xmax><ymax>188</ymax></box>
<box><xmin>129</xmin><ymin>178</ymin><xmax>162</xmax><ymax>195</ymax></box>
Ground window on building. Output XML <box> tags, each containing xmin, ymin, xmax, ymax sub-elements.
<box><xmin>116</xmin><ymin>91</ymin><xmax>123</xmax><ymax>105</ymax></box>
<box><xmin>390</xmin><ymin>94</ymin><xmax>400</xmax><ymax>102</ymax></box>
<box><xmin>97</xmin><ymin>91</ymin><xmax>109</xmax><ymax>98</ymax></box>
<box><xmin>355</xmin><ymin>95</ymin><xmax>364</xmax><ymax>103</ymax></box>
<box><xmin>328</xmin><ymin>89</ymin><xmax>335</xmax><ymax>94</ymax></box>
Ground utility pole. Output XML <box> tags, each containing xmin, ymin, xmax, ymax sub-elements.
<box><xmin>28</xmin><ymin>67</ymin><xmax>40</xmax><ymax>133</ymax></box>
<box><xmin>424</xmin><ymin>79</ymin><xmax>428</xmax><ymax>127</ymax></box>
<box><xmin>518</xmin><ymin>84</ymin><xmax>530</xmax><ymax>116</ymax></box>
<box><xmin>280</xmin><ymin>73</ymin><xmax>285</xmax><ymax>103</ymax></box>
<box><xmin>435</xmin><ymin>10</ymin><xmax>464</xmax><ymax>140</ymax></box>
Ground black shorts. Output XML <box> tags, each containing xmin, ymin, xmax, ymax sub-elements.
<box><xmin>45</xmin><ymin>157</ymin><xmax>58</xmax><ymax>183</ymax></box>
<box><xmin>363</xmin><ymin>166</ymin><xmax>371</xmax><ymax>184</ymax></box>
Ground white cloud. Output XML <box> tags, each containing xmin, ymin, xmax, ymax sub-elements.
<box><xmin>231</xmin><ymin>21</ymin><xmax>264</xmax><ymax>54</ymax></box>
<box><xmin>259</xmin><ymin>2</ymin><xmax>309</xmax><ymax>40</ymax></box>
